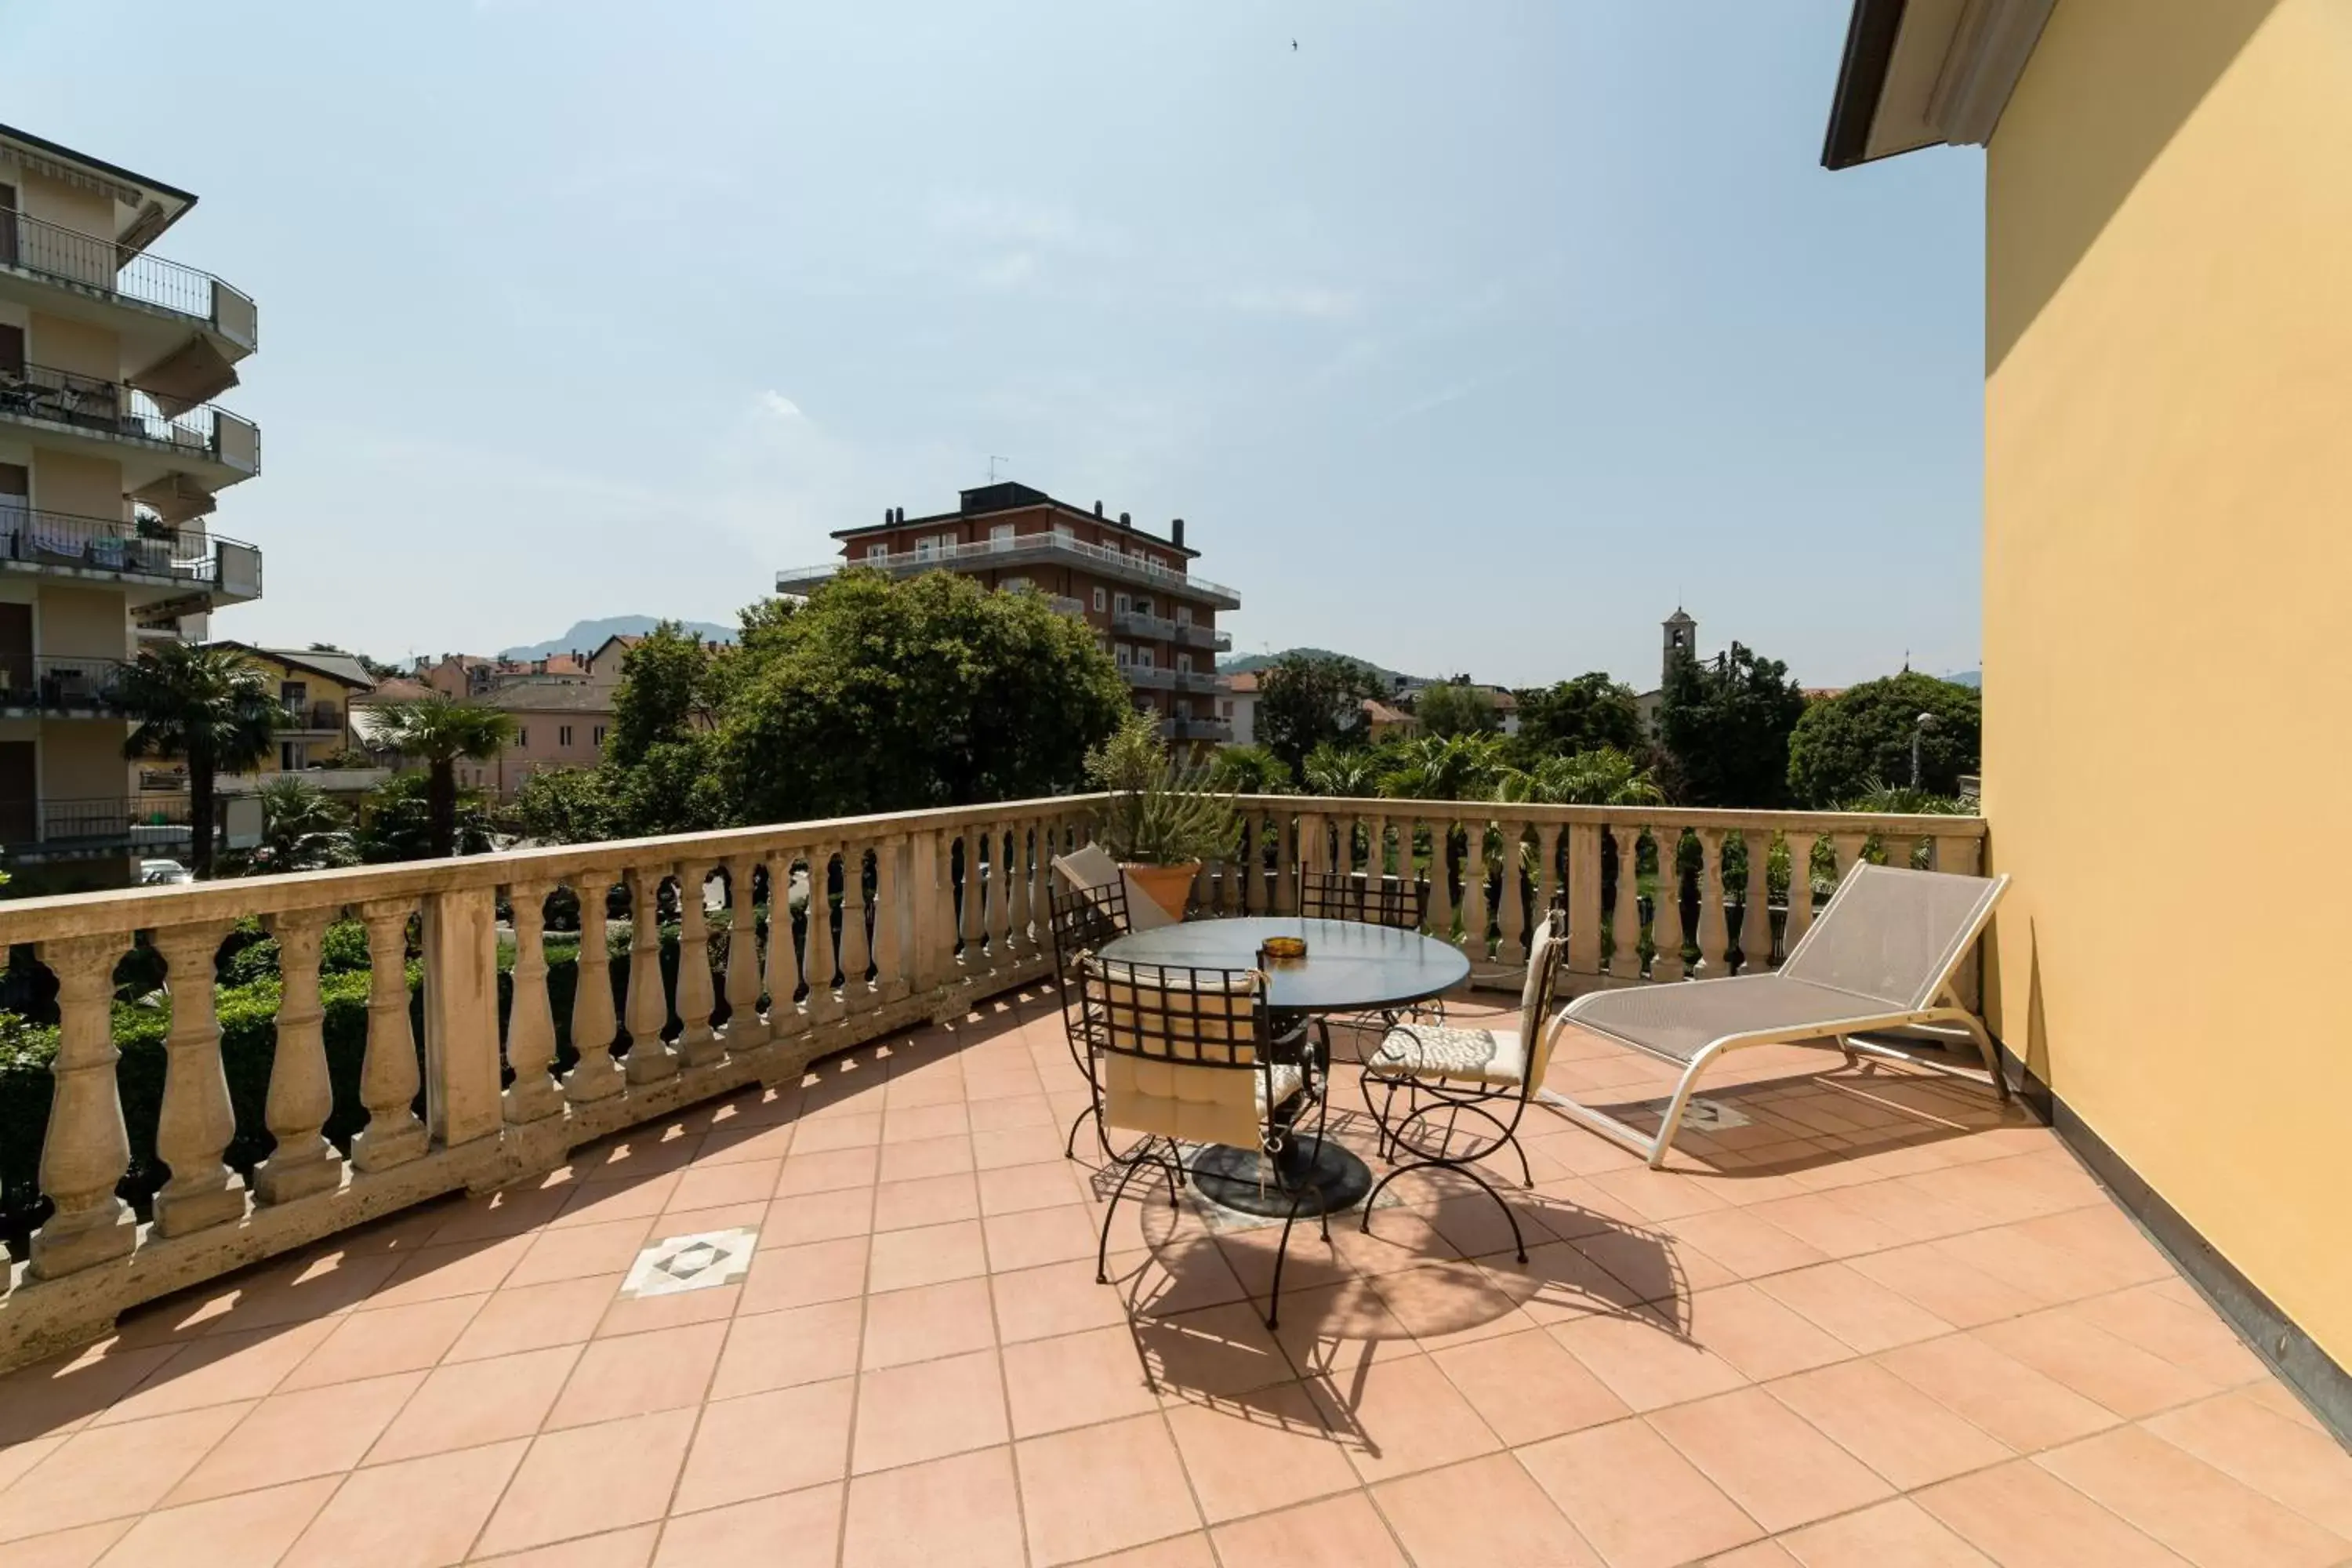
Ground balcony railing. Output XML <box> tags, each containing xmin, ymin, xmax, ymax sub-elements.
<box><xmin>1163</xmin><ymin>715</ymin><xmax>1233</xmax><ymax>742</ymax></box>
<box><xmin>1123</xmin><ymin>665</ymin><xmax>1177</xmax><ymax>691</ymax></box>
<box><xmin>0</xmin><ymin>655</ymin><xmax>131</xmax><ymax>714</ymax></box>
<box><xmin>782</xmin><ymin>532</ymin><xmax>1242</xmax><ymax>608</ymax></box>
<box><xmin>0</xmin><ymin>794</ymin><xmax>194</xmax><ymax>851</ymax></box>
<box><xmin>1112</xmin><ymin>608</ymin><xmax>1178</xmax><ymax>639</ymax></box>
<box><xmin>1046</xmin><ymin>593</ymin><xmax>1087</xmax><ymax>618</ymax></box>
<box><xmin>0</xmin><ymin>507</ymin><xmax>263</xmax><ymax>595</ymax></box>
<box><xmin>1172</xmin><ymin>669</ymin><xmax>1225</xmax><ymax>695</ymax></box>
<box><xmin>1174</xmin><ymin>622</ymin><xmax>1230</xmax><ymax>652</ymax></box>
<box><xmin>0</xmin><ymin>209</ymin><xmax>257</xmax><ymax>347</ymax></box>
<box><xmin>278</xmin><ymin>700</ymin><xmax>344</xmax><ymax>732</ymax></box>
<box><xmin>0</xmin><ymin>361</ymin><xmax>260</xmax><ymax>470</ymax></box>
<box><xmin>0</xmin><ymin>792</ymin><xmax>1986</xmax><ymax>1369</ymax></box>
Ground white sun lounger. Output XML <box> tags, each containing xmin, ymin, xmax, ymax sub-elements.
<box><xmin>1543</xmin><ymin>862</ymin><xmax>2009</xmax><ymax>1167</ymax></box>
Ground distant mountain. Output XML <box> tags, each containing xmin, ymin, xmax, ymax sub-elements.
<box><xmin>498</xmin><ymin>616</ymin><xmax>735</xmax><ymax>662</ymax></box>
<box><xmin>1943</xmin><ymin>670</ymin><xmax>1981</xmax><ymax>688</ymax></box>
<box><xmin>1218</xmin><ymin>647</ymin><xmax>1436</xmax><ymax>689</ymax></box>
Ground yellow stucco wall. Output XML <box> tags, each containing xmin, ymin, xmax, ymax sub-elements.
<box><xmin>1983</xmin><ymin>0</ymin><xmax>2350</xmax><ymax>1364</ymax></box>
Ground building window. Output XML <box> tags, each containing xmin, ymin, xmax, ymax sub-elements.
<box><xmin>1176</xmin><ymin>605</ymin><xmax>1192</xmax><ymax>626</ymax></box>
<box><xmin>989</xmin><ymin>522</ymin><xmax>1014</xmax><ymax>550</ymax></box>
<box><xmin>1115</xmin><ymin>592</ymin><xmax>1132</xmax><ymax>614</ymax></box>
<box><xmin>1222</xmin><ymin>700</ymin><xmax>1234</xmax><ymax>718</ymax></box>
<box><xmin>593</xmin><ymin>725</ymin><xmax>607</xmax><ymax>746</ymax></box>
<box><xmin>1135</xmin><ymin>646</ymin><xmax>1154</xmax><ymax>670</ymax></box>
<box><xmin>1002</xmin><ymin>575</ymin><xmax>1029</xmax><ymax>593</ymax></box>
<box><xmin>1054</xmin><ymin>522</ymin><xmax>1075</xmax><ymax>547</ymax></box>
<box><xmin>559</xmin><ymin>725</ymin><xmax>574</xmax><ymax>748</ymax></box>
<box><xmin>1093</xmin><ymin>586</ymin><xmax>1107</xmax><ymax>612</ymax></box>
<box><xmin>866</xmin><ymin>543</ymin><xmax>887</xmax><ymax>561</ymax></box>
<box><xmin>915</xmin><ymin>535</ymin><xmax>941</xmax><ymax>561</ymax></box>
<box><xmin>1177</xmin><ymin>653</ymin><xmax>1192</xmax><ymax>673</ymax></box>
<box><xmin>516</xmin><ymin>727</ymin><xmax>528</xmax><ymax>747</ymax></box>
<box><xmin>1115</xmin><ymin>644</ymin><xmax>1132</xmax><ymax>669</ymax></box>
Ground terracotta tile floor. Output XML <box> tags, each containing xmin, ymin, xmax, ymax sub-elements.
<box><xmin>4</xmin><ymin>986</ymin><xmax>2348</xmax><ymax>1567</ymax></box>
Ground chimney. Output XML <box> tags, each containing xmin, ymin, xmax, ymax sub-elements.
<box><xmin>1093</xmin><ymin>500</ymin><xmax>1103</xmax><ymax>517</ymax></box>
<box><xmin>882</xmin><ymin>506</ymin><xmax>891</xmax><ymax>524</ymax></box>
<box><xmin>1119</xmin><ymin>511</ymin><xmax>1131</xmax><ymax>528</ymax></box>
<box><xmin>1171</xmin><ymin>517</ymin><xmax>1185</xmax><ymax>548</ymax></box>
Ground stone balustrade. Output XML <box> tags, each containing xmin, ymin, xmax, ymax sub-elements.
<box><xmin>0</xmin><ymin>796</ymin><xmax>1094</xmax><ymax>1371</ymax></box>
<box><xmin>1204</xmin><ymin>795</ymin><xmax>1988</xmax><ymax>1002</ymax></box>
<box><xmin>0</xmin><ymin>788</ymin><xmax>1984</xmax><ymax>1372</ymax></box>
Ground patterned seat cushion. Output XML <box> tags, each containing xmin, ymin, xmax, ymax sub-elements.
<box><xmin>1364</xmin><ymin>1023</ymin><xmax>1528</xmax><ymax>1087</ymax></box>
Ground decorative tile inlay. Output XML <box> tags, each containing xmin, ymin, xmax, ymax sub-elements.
<box><xmin>619</xmin><ymin>1225</ymin><xmax>758</xmax><ymax>1298</ymax></box>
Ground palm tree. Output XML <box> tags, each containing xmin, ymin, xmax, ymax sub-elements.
<box><xmin>255</xmin><ymin>775</ymin><xmax>358</xmax><ymax>872</ymax></box>
<box><xmin>1377</xmin><ymin>732</ymin><xmax>1507</xmax><ymax>801</ymax></box>
<box><xmin>1300</xmin><ymin>742</ymin><xmax>1381</xmax><ymax>798</ymax></box>
<box><xmin>1494</xmin><ymin>746</ymin><xmax>1666</xmax><ymax>807</ymax></box>
<box><xmin>370</xmin><ymin>695</ymin><xmax>515</xmax><ymax>857</ymax></box>
<box><xmin>118</xmin><ymin>643</ymin><xmax>278</xmax><ymax>879</ymax></box>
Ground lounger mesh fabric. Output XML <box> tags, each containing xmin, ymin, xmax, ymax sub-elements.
<box><xmin>1563</xmin><ymin>975</ymin><xmax>1913</xmax><ymax>1065</ymax></box>
<box><xmin>1777</xmin><ymin>865</ymin><xmax>2004</xmax><ymax>1011</ymax></box>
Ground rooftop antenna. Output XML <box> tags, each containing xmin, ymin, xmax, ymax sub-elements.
<box><xmin>985</xmin><ymin>456</ymin><xmax>1008</xmax><ymax>483</ymax></box>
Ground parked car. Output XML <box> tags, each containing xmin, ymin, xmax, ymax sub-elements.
<box><xmin>139</xmin><ymin>858</ymin><xmax>193</xmax><ymax>886</ymax></box>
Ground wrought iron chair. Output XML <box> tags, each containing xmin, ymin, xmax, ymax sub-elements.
<box><xmin>1299</xmin><ymin>869</ymin><xmax>1442</xmax><ymax>1039</ymax></box>
<box><xmin>1080</xmin><ymin>957</ymin><xmax>1329</xmax><ymax>1329</ymax></box>
<box><xmin>1359</xmin><ymin>910</ymin><xmax>1566</xmax><ymax>1264</ymax></box>
<box><xmin>1047</xmin><ymin>877</ymin><xmax>1129</xmax><ymax>1160</ymax></box>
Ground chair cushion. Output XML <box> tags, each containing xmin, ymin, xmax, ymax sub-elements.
<box><xmin>1365</xmin><ymin>1022</ymin><xmax>1527</xmax><ymax>1087</ymax></box>
<box><xmin>1103</xmin><ymin>1055</ymin><xmax>1305</xmax><ymax>1148</ymax></box>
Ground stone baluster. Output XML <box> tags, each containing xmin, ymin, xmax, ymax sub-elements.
<box><xmin>1694</xmin><ymin>829</ymin><xmax>1729</xmax><ymax>977</ymax></box>
<box><xmin>768</xmin><ymin>857</ymin><xmax>811</xmax><ymax>1040</ymax></box>
<box><xmin>989</xmin><ymin>830</ymin><xmax>1014</xmax><ymax>964</ymax></box>
<box><xmin>30</xmin><ymin>935</ymin><xmax>136</xmax><ymax>1278</ymax></box>
<box><xmin>1739</xmin><ymin>830</ymin><xmax>1775</xmax><ymax>974</ymax></box>
<box><xmin>1011</xmin><ymin>824</ymin><xmax>1038</xmax><ymax>953</ymax></box>
<box><xmin>1607</xmin><ymin>824</ymin><xmax>1642</xmax><ymax>980</ymax></box>
<box><xmin>1831</xmin><ymin>831</ymin><xmax>1870</xmax><ymax>889</ymax></box>
<box><xmin>151</xmin><ymin>921</ymin><xmax>246</xmax><ymax>1236</ymax></box>
<box><xmin>874</xmin><ymin>836</ymin><xmax>909</xmax><ymax>999</ymax></box>
<box><xmin>1784</xmin><ymin>834</ymin><xmax>1820</xmax><ymax>950</ymax></box>
<box><xmin>1425</xmin><ymin>819</ymin><xmax>1456</xmax><ymax>942</ymax></box>
<box><xmin>1565</xmin><ymin>822</ymin><xmax>1603</xmax><ymax>978</ymax></box>
<box><xmin>806</xmin><ymin>847</ymin><xmax>843</xmax><ymax>1023</ymax></box>
<box><xmin>838</xmin><ymin>844</ymin><xmax>873</xmax><ymax>1006</ymax></box>
<box><xmin>565</xmin><ymin>869</ymin><xmax>625</xmax><ymax>1103</ymax></box>
<box><xmin>1272</xmin><ymin>811</ymin><xmax>1296</xmax><ymax>913</ymax></box>
<box><xmin>352</xmin><ymin>901</ymin><xmax>428</xmax><ymax>1171</ymax></box>
<box><xmin>955</xmin><ymin>833</ymin><xmax>980</xmax><ymax>967</ymax></box>
<box><xmin>673</xmin><ymin>862</ymin><xmax>721</xmax><ymax>1067</ymax></box>
<box><xmin>1533</xmin><ymin>822</ymin><xmax>1563</xmax><ymax>932</ymax></box>
<box><xmin>1498</xmin><ymin>822</ymin><xmax>1530</xmax><ymax>971</ymax></box>
<box><xmin>254</xmin><ymin>909</ymin><xmax>342</xmax><ymax>1203</ymax></box>
<box><xmin>503</xmin><ymin>880</ymin><xmax>563</xmax><ymax>1123</ymax></box>
<box><xmin>722</xmin><ymin>857</ymin><xmax>769</xmax><ymax>1051</ymax></box>
<box><xmin>623</xmin><ymin>867</ymin><xmax>678</xmax><ymax>1085</ymax></box>
<box><xmin>1650</xmin><ymin>829</ymin><xmax>1686</xmax><ymax>982</ymax></box>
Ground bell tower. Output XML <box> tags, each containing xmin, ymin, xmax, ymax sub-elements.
<box><xmin>1662</xmin><ymin>608</ymin><xmax>1697</xmax><ymax>687</ymax></box>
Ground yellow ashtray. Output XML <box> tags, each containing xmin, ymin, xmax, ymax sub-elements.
<box><xmin>1260</xmin><ymin>936</ymin><xmax>1308</xmax><ymax>963</ymax></box>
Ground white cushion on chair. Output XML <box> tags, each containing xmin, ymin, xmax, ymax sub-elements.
<box><xmin>1364</xmin><ymin>1022</ymin><xmax>1528</xmax><ymax>1088</ymax></box>
<box><xmin>1103</xmin><ymin>1056</ymin><xmax>1305</xmax><ymax>1148</ymax></box>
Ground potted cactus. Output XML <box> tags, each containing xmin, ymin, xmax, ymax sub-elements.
<box><xmin>1084</xmin><ymin>711</ymin><xmax>1240</xmax><ymax>921</ymax></box>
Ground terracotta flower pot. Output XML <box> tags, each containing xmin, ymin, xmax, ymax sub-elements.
<box><xmin>1121</xmin><ymin>860</ymin><xmax>1200</xmax><ymax>922</ymax></box>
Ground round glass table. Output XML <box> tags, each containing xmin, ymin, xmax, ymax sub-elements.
<box><xmin>1094</xmin><ymin>917</ymin><xmax>1471</xmax><ymax>1218</ymax></box>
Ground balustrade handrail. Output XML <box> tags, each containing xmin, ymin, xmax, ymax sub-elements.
<box><xmin>0</xmin><ymin>506</ymin><xmax>256</xmax><ymax>585</ymax></box>
<box><xmin>0</xmin><ymin>359</ymin><xmax>254</xmax><ymax>452</ymax></box>
<box><xmin>1229</xmin><ymin>793</ymin><xmax>1987</xmax><ymax>837</ymax></box>
<box><xmin>1</xmin><ymin>208</ymin><xmax>245</xmax><ymax>329</ymax></box>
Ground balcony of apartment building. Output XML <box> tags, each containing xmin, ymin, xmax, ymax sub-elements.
<box><xmin>0</xmin><ymin>508</ymin><xmax>263</xmax><ymax>608</ymax></box>
<box><xmin>1170</xmin><ymin>667</ymin><xmax>1225</xmax><ymax>695</ymax></box>
<box><xmin>0</xmin><ymin>654</ymin><xmax>129</xmax><ymax>718</ymax></box>
<box><xmin>1163</xmin><ymin>712</ymin><xmax>1232</xmax><ymax>742</ymax></box>
<box><xmin>779</xmin><ymin>528</ymin><xmax>1244</xmax><ymax>612</ymax></box>
<box><xmin>275</xmin><ymin>697</ymin><xmax>346</xmax><ymax>739</ymax></box>
<box><xmin>1</xmin><ymin>791</ymin><xmax>2336</xmax><ymax>1563</ymax></box>
<box><xmin>1110</xmin><ymin>606</ymin><xmax>1178</xmax><ymax>640</ymax></box>
<box><xmin>0</xmin><ymin>206</ymin><xmax>258</xmax><ymax>409</ymax></box>
<box><xmin>0</xmin><ymin>792</ymin><xmax>194</xmax><ymax>864</ymax></box>
<box><xmin>1174</xmin><ymin>619</ymin><xmax>1232</xmax><ymax>652</ymax></box>
<box><xmin>1122</xmin><ymin>662</ymin><xmax>1177</xmax><ymax>692</ymax></box>
<box><xmin>0</xmin><ymin>362</ymin><xmax>261</xmax><ymax>507</ymax></box>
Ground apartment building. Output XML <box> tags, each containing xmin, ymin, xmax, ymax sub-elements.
<box><xmin>776</xmin><ymin>481</ymin><xmax>1240</xmax><ymax>743</ymax></box>
<box><xmin>483</xmin><ymin>684</ymin><xmax>612</xmax><ymax>800</ymax></box>
<box><xmin>201</xmin><ymin>644</ymin><xmax>389</xmax><ymax>806</ymax></box>
<box><xmin>0</xmin><ymin>125</ymin><xmax>263</xmax><ymax>890</ymax></box>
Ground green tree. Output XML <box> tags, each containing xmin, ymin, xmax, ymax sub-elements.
<box><xmin>356</xmin><ymin>772</ymin><xmax>494</xmax><ymax>862</ymax></box>
<box><xmin>1659</xmin><ymin>643</ymin><xmax>1808</xmax><ymax>808</ymax></box>
<box><xmin>252</xmin><ymin>776</ymin><xmax>358</xmax><ymax>872</ymax></box>
<box><xmin>1786</xmin><ymin>672</ymin><xmax>1981</xmax><ymax>807</ymax></box>
<box><xmin>1379</xmin><ymin>733</ymin><xmax>1509</xmax><ymax>801</ymax></box>
<box><xmin>1412</xmin><ymin>678</ymin><xmax>1501</xmax><ymax>739</ymax></box>
<box><xmin>1206</xmin><ymin>745</ymin><xmax>1292</xmax><ymax>794</ymax></box>
<box><xmin>506</xmin><ymin>766</ymin><xmax>621</xmax><ymax>844</ymax></box>
<box><xmin>118</xmin><ymin>643</ymin><xmax>278</xmax><ymax>879</ymax></box>
<box><xmin>720</xmin><ymin>568</ymin><xmax>1127</xmax><ymax>820</ymax></box>
<box><xmin>368</xmin><ymin>696</ymin><xmax>515</xmax><ymax>856</ymax></box>
<box><xmin>1299</xmin><ymin>743</ymin><xmax>1381</xmax><ymax>797</ymax></box>
<box><xmin>608</xmin><ymin>622</ymin><xmax>716</xmax><ymax>768</ymax></box>
<box><xmin>1495</xmin><ymin>746</ymin><xmax>1665</xmax><ymax>806</ymax></box>
<box><xmin>1516</xmin><ymin>673</ymin><xmax>1643</xmax><ymax>757</ymax></box>
<box><xmin>1256</xmin><ymin>655</ymin><xmax>1384</xmax><ymax>774</ymax></box>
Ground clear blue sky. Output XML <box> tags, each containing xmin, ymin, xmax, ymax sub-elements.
<box><xmin>6</xmin><ymin>1</ymin><xmax>1984</xmax><ymax>688</ymax></box>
